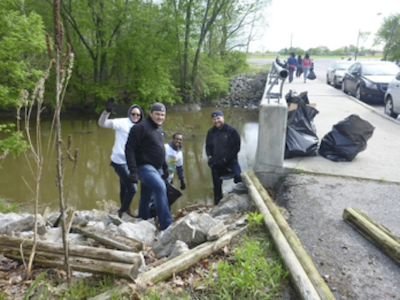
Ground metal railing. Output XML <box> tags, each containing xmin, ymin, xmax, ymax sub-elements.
<box><xmin>262</xmin><ymin>60</ymin><xmax>289</xmax><ymax>104</ymax></box>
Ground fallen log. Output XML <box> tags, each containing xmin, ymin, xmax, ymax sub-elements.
<box><xmin>2</xmin><ymin>247</ymin><xmax>141</xmax><ymax>280</ymax></box>
<box><xmin>247</xmin><ymin>170</ymin><xmax>335</xmax><ymax>300</ymax></box>
<box><xmin>346</xmin><ymin>207</ymin><xmax>400</xmax><ymax>244</ymax></box>
<box><xmin>71</xmin><ymin>225</ymin><xmax>142</xmax><ymax>252</ymax></box>
<box><xmin>89</xmin><ymin>227</ymin><xmax>248</xmax><ymax>300</ymax></box>
<box><xmin>242</xmin><ymin>172</ymin><xmax>321</xmax><ymax>300</ymax></box>
<box><xmin>0</xmin><ymin>235</ymin><xmax>140</xmax><ymax>264</ymax></box>
<box><xmin>343</xmin><ymin>207</ymin><xmax>400</xmax><ymax>266</ymax></box>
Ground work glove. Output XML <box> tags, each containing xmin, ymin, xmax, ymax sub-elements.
<box><xmin>180</xmin><ymin>180</ymin><xmax>186</xmax><ymax>190</ymax></box>
<box><xmin>105</xmin><ymin>97</ymin><xmax>116</xmax><ymax>112</ymax></box>
<box><xmin>129</xmin><ymin>172</ymin><xmax>138</xmax><ymax>183</ymax></box>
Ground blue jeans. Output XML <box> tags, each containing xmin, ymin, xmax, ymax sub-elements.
<box><xmin>288</xmin><ymin>67</ymin><xmax>295</xmax><ymax>83</ymax></box>
<box><xmin>137</xmin><ymin>164</ymin><xmax>172</xmax><ymax>230</ymax></box>
<box><xmin>110</xmin><ymin>161</ymin><xmax>137</xmax><ymax>212</ymax></box>
<box><xmin>210</xmin><ymin>158</ymin><xmax>242</xmax><ymax>205</ymax></box>
<box><xmin>303</xmin><ymin>66</ymin><xmax>310</xmax><ymax>82</ymax></box>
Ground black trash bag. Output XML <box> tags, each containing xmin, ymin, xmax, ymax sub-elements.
<box><xmin>150</xmin><ymin>181</ymin><xmax>182</xmax><ymax>217</ymax></box>
<box><xmin>318</xmin><ymin>114</ymin><xmax>375</xmax><ymax>162</ymax></box>
<box><xmin>307</xmin><ymin>69</ymin><xmax>316</xmax><ymax>80</ymax></box>
<box><xmin>285</xmin><ymin>99</ymin><xmax>319</xmax><ymax>159</ymax></box>
<box><xmin>285</xmin><ymin>90</ymin><xmax>310</xmax><ymax>105</ymax></box>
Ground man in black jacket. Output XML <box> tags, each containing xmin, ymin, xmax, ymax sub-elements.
<box><xmin>205</xmin><ymin>110</ymin><xmax>242</xmax><ymax>205</ymax></box>
<box><xmin>125</xmin><ymin>102</ymin><xmax>172</xmax><ymax>230</ymax></box>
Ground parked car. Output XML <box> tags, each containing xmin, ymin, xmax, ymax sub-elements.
<box><xmin>384</xmin><ymin>71</ymin><xmax>400</xmax><ymax>119</ymax></box>
<box><xmin>326</xmin><ymin>60</ymin><xmax>353</xmax><ymax>88</ymax></box>
<box><xmin>341</xmin><ymin>61</ymin><xmax>400</xmax><ymax>103</ymax></box>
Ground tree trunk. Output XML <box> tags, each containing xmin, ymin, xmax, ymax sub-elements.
<box><xmin>242</xmin><ymin>172</ymin><xmax>321</xmax><ymax>300</ymax></box>
<box><xmin>182</xmin><ymin>0</ymin><xmax>193</xmax><ymax>100</ymax></box>
<box><xmin>343</xmin><ymin>207</ymin><xmax>400</xmax><ymax>266</ymax></box>
<box><xmin>247</xmin><ymin>171</ymin><xmax>335</xmax><ymax>300</ymax></box>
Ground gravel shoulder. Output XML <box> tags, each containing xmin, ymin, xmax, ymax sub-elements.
<box><xmin>275</xmin><ymin>173</ymin><xmax>400</xmax><ymax>300</ymax></box>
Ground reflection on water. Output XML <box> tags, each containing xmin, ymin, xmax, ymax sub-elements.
<box><xmin>0</xmin><ymin>107</ymin><xmax>259</xmax><ymax>214</ymax></box>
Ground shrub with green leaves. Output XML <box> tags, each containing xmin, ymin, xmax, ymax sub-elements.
<box><xmin>0</xmin><ymin>124</ymin><xmax>28</xmax><ymax>160</ymax></box>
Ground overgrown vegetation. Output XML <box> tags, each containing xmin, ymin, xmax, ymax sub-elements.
<box><xmin>0</xmin><ymin>198</ymin><xmax>20</xmax><ymax>213</ymax></box>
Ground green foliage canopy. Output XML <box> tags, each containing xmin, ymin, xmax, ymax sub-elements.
<box><xmin>375</xmin><ymin>13</ymin><xmax>400</xmax><ymax>61</ymax></box>
<box><xmin>0</xmin><ymin>0</ymin><xmax>46</xmax><ymax>108</ymax></box>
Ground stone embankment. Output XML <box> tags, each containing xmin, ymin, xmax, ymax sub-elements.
<box><xmin>215</xmin><ymin>72</ymin><xmax>268</xmax><ymax>109</ymax></box>
<box><xmin>0</xmin><ymin>189</ymin><xmax>251</xmax><ymax>277</ymax></box>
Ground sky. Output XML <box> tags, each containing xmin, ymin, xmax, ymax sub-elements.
<box><xmin>248</xmin><ymin>0</ymin><xmax>400</xmax><ymax>53</ymax></box>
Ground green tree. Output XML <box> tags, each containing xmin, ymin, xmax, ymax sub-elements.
<box><xmin>0</xmin><ymin>0</ymin><xmax>46</xmax><ymax>108</ymax></box>
<box><xmin>164</xmin><ymin>0</ymin><xmax>268</xmax><ymax>103</ymax></box>
<box><xmin>27</xmin><ymin>0</ymin><xmax>178</xmax><ymax>108</ymax></box>
<box><xmin>375</xmin><ymin>14</ymin><xmax>400</xmax><ymax>61</ymax></box>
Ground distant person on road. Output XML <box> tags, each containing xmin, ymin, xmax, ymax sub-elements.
<box><xmin>287</xmin><ymin>52</ymin><xmax>297</xmax><ymax>83</ymax></box>
<box><xmin>296</xmin><ymin>54</ymin><xmax>303</xmax><ymax>77</ymax></box>
<box><xmin>98</xmin><ymin>98</ymin><xmax>143</xmax><ymax>219</ymax></box>
<box><xmin>165</xmin><ymin>133</ymin><xmax>186</xmax><ymax>190</ymax></box>
<box><xmin>206</xmin><ymin>110</ymin><xmax>242</xmax><ymax>205</ymax></box>
<box><xmin>302</xmin><ymin>53</ymin><xmax>312</xmax><ymax>83</ymax></box>
<box><xmin>125</xmin><ymin>102</ymin><xmax>172</xmax><ymax>231</ymax></box>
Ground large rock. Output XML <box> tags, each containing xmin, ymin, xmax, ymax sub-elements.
<box><xmin>152</xmin><ymin>212</ymin><xmax>221</xmax><ymax>258</ymax></box>
<box><xmin>210</xmin><ymin>193</ymin><xmax>252</xmax><ymax>218</ymax></box>
<box><xmin>0</xmin><ymin>213</ymin><xmax>46</xmax><ymax>235</ymax></box>
<box><xmin>118</xmin><ymin>221</ymin><xmax>156</xmax><ymax>246</ymax></box>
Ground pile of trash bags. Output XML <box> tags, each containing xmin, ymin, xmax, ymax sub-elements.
<box><xmin>284</xmin><ymin>90</ymin><xmax>375</xmax><ymax>162</ymax></box>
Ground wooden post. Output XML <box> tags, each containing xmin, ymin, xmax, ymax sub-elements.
<box><xmin>247</xmin><ymin>170</ymin><xmax>335</xmax><ymax>300</ymax></box>
<box><xmin>343</xmin><ymin>207</ymin><xmax>400</xmax><ymax>266</ymax></box>
<box><xmin>0</xmin><ymin>235</ymin><xmax>142</xmax><ymax>264</ymax></box>
<box><xmin>242</xmin><ymin>172</ymin><xmax>321</xmax><ymax>300</ymax></box>
<box><xmin>71</xmin><ymin>226</ymin><xmax>143</xmax><ymax>252</ymax></box>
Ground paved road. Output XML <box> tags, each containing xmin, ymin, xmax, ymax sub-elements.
<box><xmin>248</xmin><ymin>57</ymin><xmax>395</xmax><ymax>117</ymax></box>
<box><xmin>251</xmin><ymin>57</ymin><xmax>400</xmax><ymax>299</ymax></box>
<box><xmin>277</xmin><ymin>59</ymin><xmax>400</xmax><ymax>183</ymax></box>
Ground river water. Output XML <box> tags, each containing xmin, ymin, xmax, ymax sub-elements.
<box><xmin>0</xmin><ymin>107</ymin><xmax>259</xmax><ymax>214</ymax></box>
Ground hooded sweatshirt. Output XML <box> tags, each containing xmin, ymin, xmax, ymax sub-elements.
<box><xmin>98</xmin><ymin>104</ymin><xmax>144</xmax><ymax>164</ymax></box>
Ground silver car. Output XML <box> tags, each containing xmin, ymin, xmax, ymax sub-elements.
<box><xmin>326</xmin><ymin>60</ymin><xmax>353</xmax><ymax>88</ymax></box>
<box><xmin>384</xmin><ymin>71</ymin><xmax>400</xmax><ymax>119</ymax></box>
